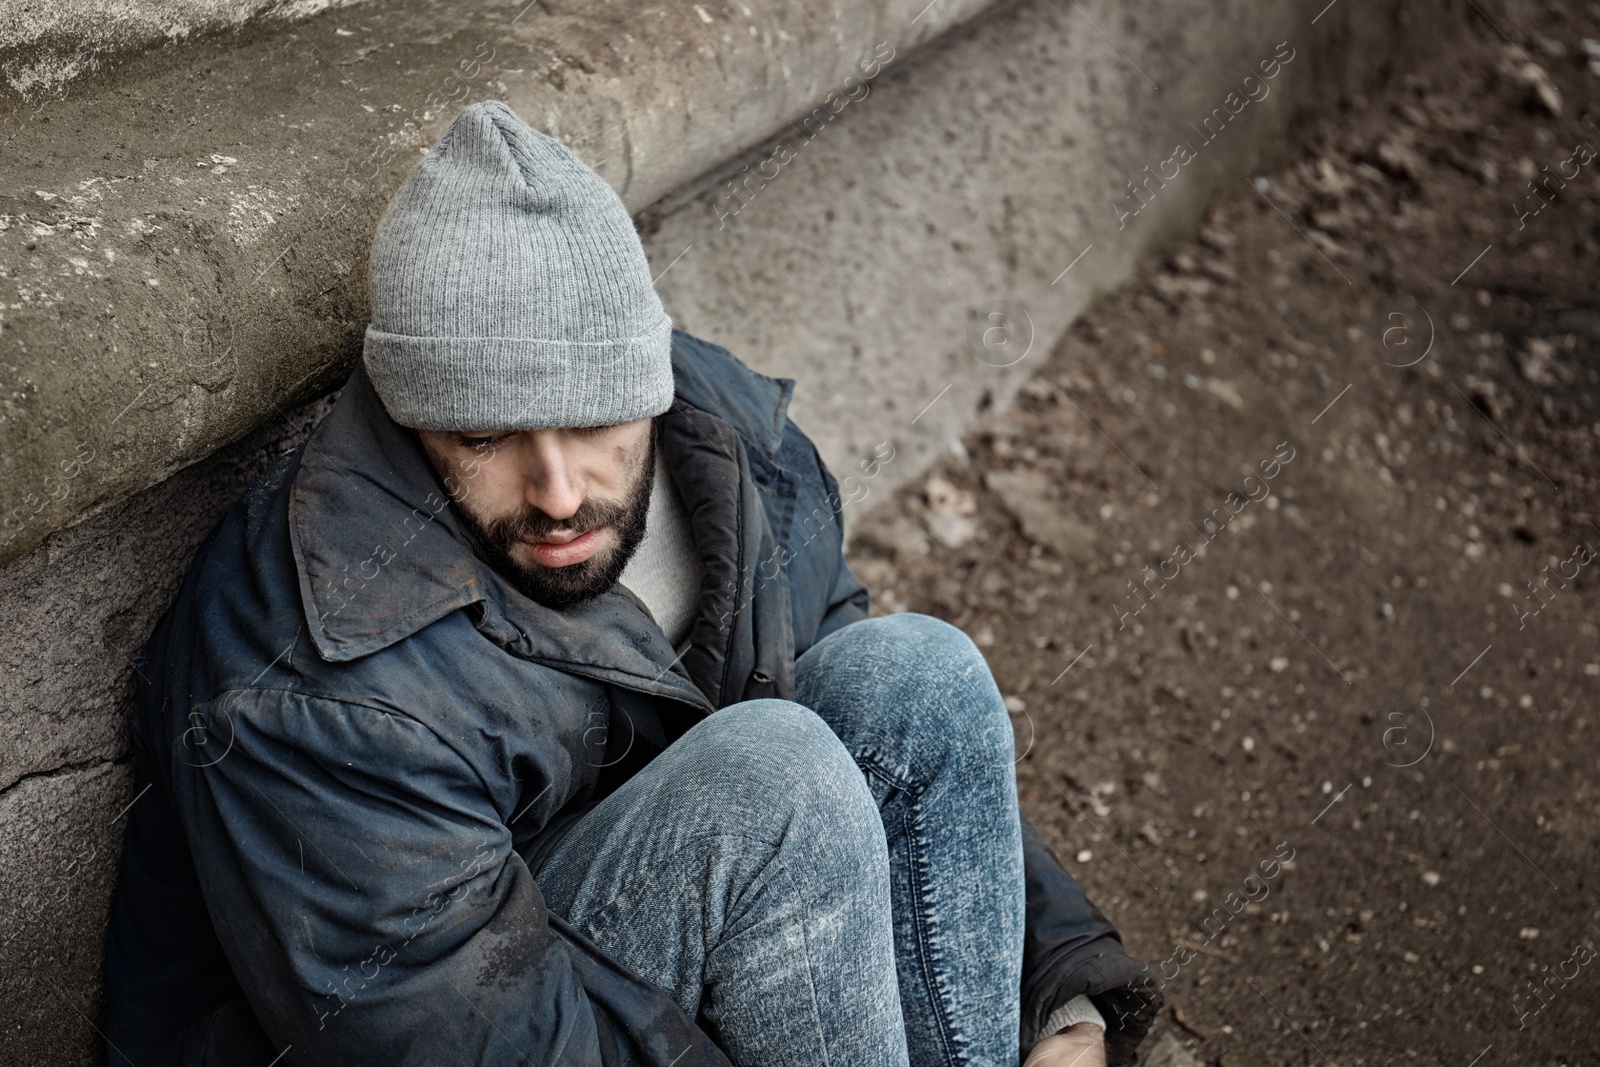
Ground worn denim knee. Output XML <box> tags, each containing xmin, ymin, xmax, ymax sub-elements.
<box><xmin>678</xmin><ymin>698</ymin><xmax>889</xmax><ymax>860</ymax></box>
<box><xmin>796</xmin><ymin>613</ymin><xmax>1016</xmax><ymax>789</ymax></box>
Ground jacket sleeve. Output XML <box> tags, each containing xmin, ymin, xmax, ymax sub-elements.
<box><xmin>816</xmin><ymin>543</ymin><xmax>871</xmax><ymax>643</ymax></box>
<box><xmin>1018</xmin><ymin>812</ymin><xmax>1162</xmax><ymax>1066</ymax></box>
<box><xmin>793</xmin><ymin>428</ymin><xmax>871</xmax><ymax>645</ymax></box>
<box><xmin>178</xmin><ymin>687</ymin><xmax>733</xmax><ymax>1067</ymax></box>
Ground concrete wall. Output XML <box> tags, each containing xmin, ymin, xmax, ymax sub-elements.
<box><xmin>643</xmin><ymin>0</ymin><xmax>1428</xmax><ymax>505</ymax></box>
<box><xmin>0</xmin><ymin>0</ymin><xmax>1463</xmax><ymax>1062</ymax></box>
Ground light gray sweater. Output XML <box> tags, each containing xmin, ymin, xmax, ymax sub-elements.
<box><xmin>617</xmin><ymin>447</ymin><xmax>703</xmax><ymax>649</ymax></box>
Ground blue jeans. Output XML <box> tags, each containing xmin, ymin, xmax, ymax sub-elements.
<box><xmin>531</xmin><ymin>613</ymin><xmax>1027</xmax><ymax>1066</ymax></box>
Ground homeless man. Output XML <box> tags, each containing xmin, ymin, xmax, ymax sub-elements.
<box><xmin>104</xmin><ymin>100</ymin><xmax>1160</xmax><ymax>1067</ymax></box>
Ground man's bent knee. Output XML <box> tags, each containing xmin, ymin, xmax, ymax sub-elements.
<box><xmin>830</xmin><ymin>612</ymin><xmax>985</xmax><ymax>672</ymax></box>
<box><xmin>675</xmin><ymin>699</ymin><xmax>884</xmax><ymax>853</ymax></box>
<box><xmin>799</xmin><ymin>614</ymin><xmax>1015</xmax><ymax>773</ymax></box>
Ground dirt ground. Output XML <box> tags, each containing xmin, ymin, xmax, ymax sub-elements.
<box><xmin>848</xmin><ymin>7</ymin><xmax>1600</xmax><ymax>1066</ymax></box>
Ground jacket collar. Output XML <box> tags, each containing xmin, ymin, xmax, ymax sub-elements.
<box><xmin>666</xmin><ymin>329</ymin><xmax>794</xmax><ymax>460</ymax></box>
<box><xmin>288</xmin><ymin>364</ymin><xmax>484</xmax><ymax>663</ymax></box>
<box><xmin>288</xmin><ymin>331</ymin><xmax>794</xmax><ymax>698</ymax></box>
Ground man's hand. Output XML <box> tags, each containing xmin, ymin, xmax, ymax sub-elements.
<box><xmin>1022</xmin><ymin>1022</ymin><xmax>1107</xmax><ymax>1067</ymax></box>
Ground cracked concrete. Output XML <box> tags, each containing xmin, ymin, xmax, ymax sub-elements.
<box><xmin>0</xmin><ymin>759</ymin><xmax>132</xmax><ymax>1066</ymax></box>
<box><xmin>0</xmin><ymin>392</ymin><xmax>335</xmax><ymax>797</ymax></box>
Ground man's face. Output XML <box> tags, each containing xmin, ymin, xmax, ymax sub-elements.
<box><xmin>417</xmin><ymin>419</ymin><xmax>656</xmax><ymax>609</ymax></box>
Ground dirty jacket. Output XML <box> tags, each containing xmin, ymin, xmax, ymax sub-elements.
<box><xmin>104</xmin><ymin>329</ymin><xmax>1159</xmax><ymax>1066</ymax></box>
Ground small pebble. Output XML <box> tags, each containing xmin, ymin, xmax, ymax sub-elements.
<box><xmin>1076</xmin><ymin>849</ymin><xmax>1093</xmax><ymax>864</ymax></box>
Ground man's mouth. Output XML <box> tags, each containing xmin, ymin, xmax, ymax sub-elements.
<box><xmin>522</xmin><ymin>525</ymin><xmax>608</xmax><ymax>568</ymax></box>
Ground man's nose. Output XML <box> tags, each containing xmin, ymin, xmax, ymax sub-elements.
<box><xmin>522</xmin><ymin>439</ymin><xmax>585</xmax><ymax>522</ymax></box>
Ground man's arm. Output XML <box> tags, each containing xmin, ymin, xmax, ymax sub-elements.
<box><xmin>796</xmin><ymin>430</ymin><xmax>871</xmax><ymax>644</ymax></box>
<box><xmin>816</xmin><ymin>541</ymin><xmax>871</xmax><ymax>643</ymax></box>
<box><xmin>1018</xmin><ymin>813</ymin><xmax>1162</xmax><ymax>1066</ymax></box>
<box><xmin>177</xmin><ymin>687</ymin><xmax>732</xmax><ymax>1067</ymax></box>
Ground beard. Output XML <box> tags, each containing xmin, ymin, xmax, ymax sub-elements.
<box><xmin>453</xmin><ymin>426</ymin><xmax>656</xmax><ymax>610</ymax></box>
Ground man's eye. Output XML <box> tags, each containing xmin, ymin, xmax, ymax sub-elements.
<box><xmin>458</xmin><ymin>434</ymin><xmax>507</xmax><ymax>451</ymax></box>
<box><xmin>572</xmin><ymin>424</ymin><xmax>615</xmax><ymax>438</ymax></box>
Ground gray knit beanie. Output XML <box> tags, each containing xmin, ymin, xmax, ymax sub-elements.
<box><xmin>362</xmin><ymin>99</ymin><xmax>674</xmax><ymax>431</ymax></box>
